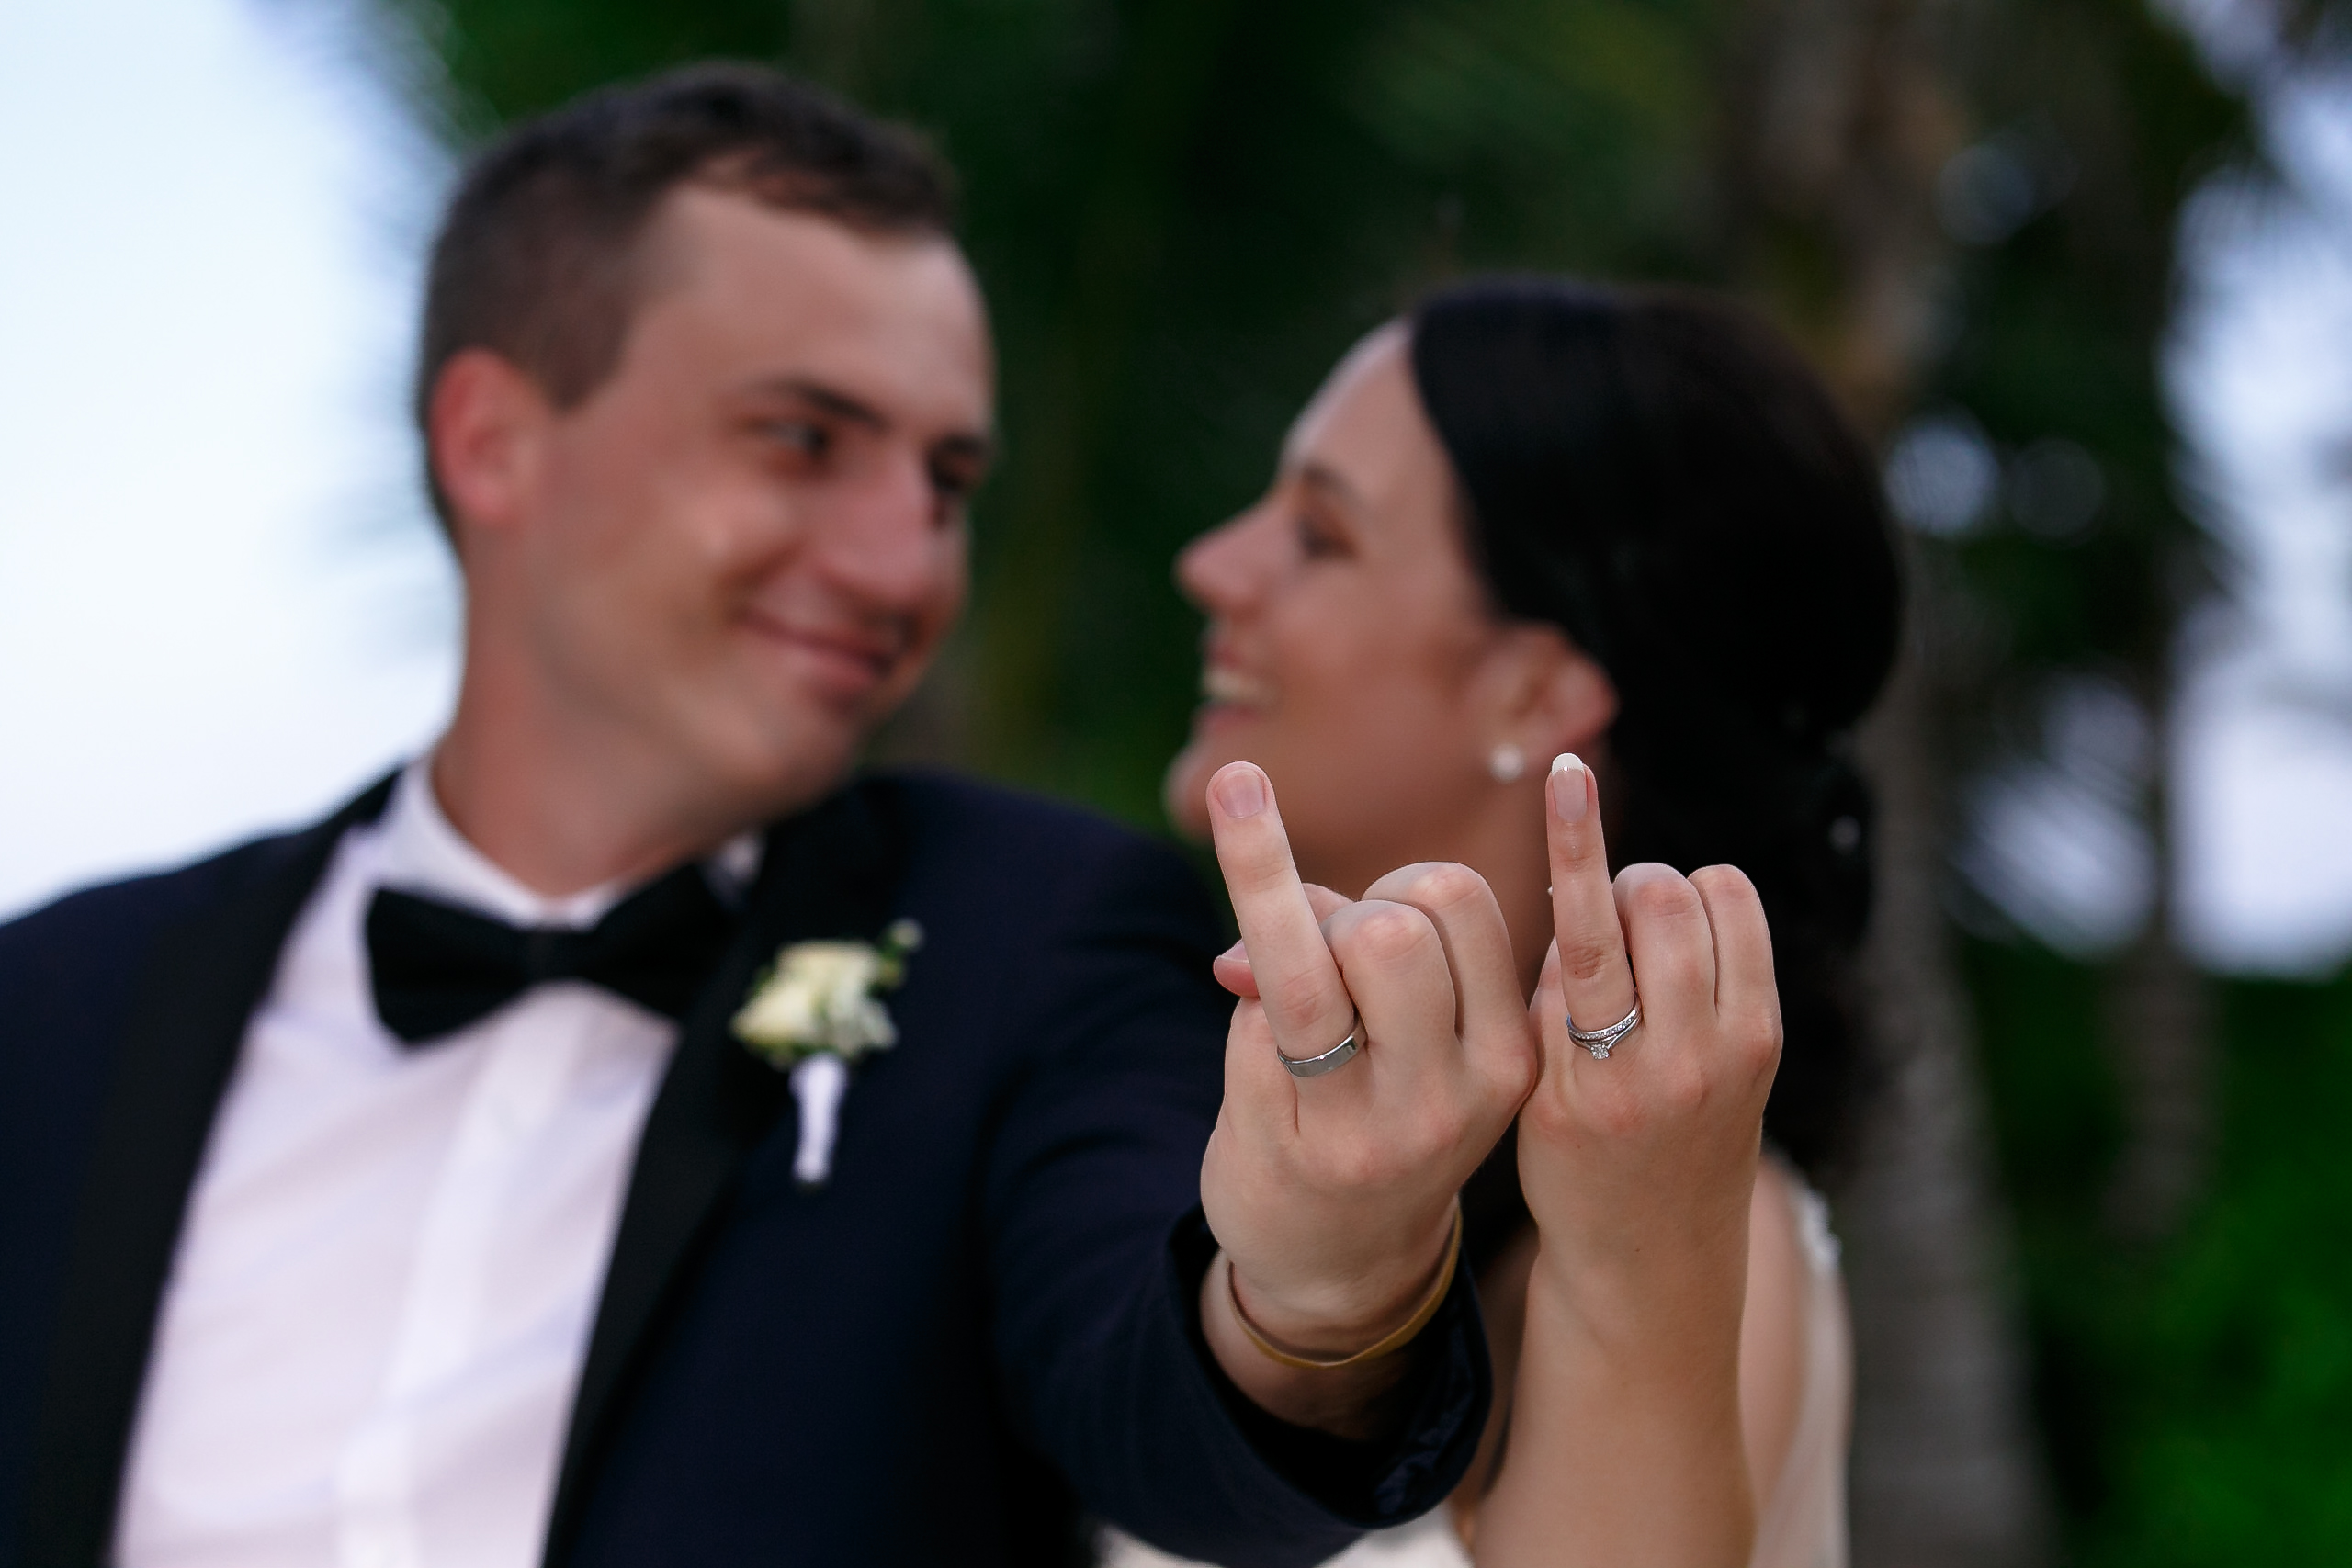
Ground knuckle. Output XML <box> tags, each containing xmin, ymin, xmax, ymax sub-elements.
<box><xmin>1733</xmin><ymin>998</ymin><xmax>1784</xmax><ymax>1048</ymax></box>
<box><xmin>1558</xmin><ymin>935</ymin><xmax>1620</xmax><ymax>985</ymax></box>
<box><xmin>1407</xmin><ymin>861</ymin><xmax>1487</xmax><ymax>913</ymax></box>
<box><xmin>1385</xmin><ymin>1092</ymin><xmax>1480</xmax><ymax>1172</ymax></box>
<box><xmin>1264</xmin><ymin>987</ymin><xmax>1337</xmax><ymax>1041</ymax></box>
<box><xmin>1623</xmin><ymin>869</ymin><xmax>1699</xmax><ymax>923</ymax></box>
<box><xmin>1229</xmin><ymin>857</ymin><xmax>1287</xmax><ymax>901</ymax></box>
<box><xmin>1313</xmin><ymin>1138</ymin><xmax>1389</xmax><ymax>1192</ymax></box>
<box><xmin>1521</xmin><ymin>1088</ymin><xmax>1573</xmax><ymax>1144</ymax></box>
<box><xmin>1520</xmin><ymin>1078</ymin><xmax>1570</xmax><ymax>1140</ymax></box>
<box><xmin>1490</xmin><ymin>1036</ymin><xmax>1541</xmax><ymax>1105</ymax></box>
<box><xmin>1555</xmin><ymin>818</ymin><xmax>1602</xmax><ymax>865</ymax></box>
<box><xmin>1689</xmin><ymin>863</ymin><xmax>1757</xmax><ymax>903</ymax></box>
<box><xmin>1299</xmin><ymin>882</ymin><xmax>1352</xmax><ymax>920</ymax></box>
<box><xmin>1591</xmin><ymin>1086</ymin><xmax>1646</xmax><ymax>1139</ymax></box>
<box><xmin>1225</xmin><ymin>840</ymin><xmax>1293</xmax><ymax>885</ymax></box>
<box><xmin>1342</xmin><ymin>902</ymin><xmax>1435</xmax><ymax>965</ymax></box>
<box><xmin>1390</xmin><ymin>1122</ymin><xmax>1447</xmax><ymax>1172</ymax></box>
<box><xmin>1734</xmin><ymin>1007</ymin><xmax>1785</xmax><ymax>1071</ymax></box>
<box><xmin>1661</xmin><ymin>1059</ymin><xmax>1712</xmax><ymax>1116</ymax></box>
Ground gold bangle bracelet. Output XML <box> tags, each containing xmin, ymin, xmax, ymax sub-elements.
<box><xmin>1227</xmin><ymin>1198</ymin><xmax>1464</xmax><ymax>1371</ymax></box>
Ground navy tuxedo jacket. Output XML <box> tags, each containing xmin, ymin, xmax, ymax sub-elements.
<box><xmin>0</xmin><ymin>772</ymin><xmax>1488</xmax><ymax>1567</ymax></box>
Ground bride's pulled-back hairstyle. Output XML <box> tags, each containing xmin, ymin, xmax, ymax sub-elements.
<box><xmin>1410</xmin><ymin>276</ymin><xmax>1901</xmax><ymax>1178</ymax></box>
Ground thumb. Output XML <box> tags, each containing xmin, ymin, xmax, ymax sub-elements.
<box><xmin>1214</xmin><ymin>941</ymin><xmax>1261</xmax><ymax>998</ymax></box>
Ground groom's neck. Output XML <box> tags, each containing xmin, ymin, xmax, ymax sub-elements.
<box><xmin>428</xmin><ymin>657</ymin><xmax>839</xmax><ymax>899</ymax></box>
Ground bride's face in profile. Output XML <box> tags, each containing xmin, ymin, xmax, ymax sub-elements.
<box><xmin>1165</xmin><ymin>324</ymin><xmax>1565</xmax><ymax>896</ymax></box>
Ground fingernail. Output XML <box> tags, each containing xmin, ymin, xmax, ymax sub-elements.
<box><xmin>1215</xmin><ymin>764</ymin><xmax>1267</xmax><ymax>818</ymax></box>
<box><xmin>1549</xmin><ymin>753</ymin><xmax>1589</xmax><ymax>823</ymax></box>
<box><xmin>1217</xmin><ymin>940</ymin><xmax>1249</xmax><ymax>965</ymax></box>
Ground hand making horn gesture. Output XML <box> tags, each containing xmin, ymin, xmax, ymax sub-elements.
<box><xmin>1193</xmin><ymin>761</ymin><xmax>1536</xmax><ymax>1433</ymax></box>
<box><xmin>1474</xmin><ymin>750</ymin><xmax>1784</xmax><ymax>1566</ymax></box>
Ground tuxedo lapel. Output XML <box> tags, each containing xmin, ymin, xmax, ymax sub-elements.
<box><xmin>542</xmin><ymin>779</ymin><xmax>909</xmax><ymax>1568</ymax></box>
<box><xmin>20</xmin><ymin>775</ymin><xmax>397</xmax><ymax>1568</ymax></box>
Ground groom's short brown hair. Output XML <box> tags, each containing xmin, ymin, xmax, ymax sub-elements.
<box><xmin>415</xmin><ymin>62</ymin><xmax>956</xmax><ymax>527</ymax></box>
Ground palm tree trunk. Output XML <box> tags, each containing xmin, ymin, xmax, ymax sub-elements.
<box><xmin>2103</xmin><ymin>683</ymin><xmax>2211</xmax><ymax>1243</ymax></box>
<box><xmin>1843</xmin><ymin>615</ymin><xmax>2055</xmax><ymax>1567</ymax></box>
<box><xmin>1717</xmin><ymin>4</ymin><xmax>2057</xmax><ymax>1562</ymax></box>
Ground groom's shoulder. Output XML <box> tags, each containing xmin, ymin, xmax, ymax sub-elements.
<box><xmin>0</xmin><ymin>824</ymin><xmax>319</xmax><ymax>1002</ymax></box>
<box><xmin>0</xmin><ymin>775</ymin><xmax>379</xmax><ymax>1011</ymax></box>
<box><xmin>0</xmin><ymin>821</ymin><xmax>347</xmax><ymax>1226</ymax></box>
<box><xmin>854</xmin><ymin>768</ymin><xmax>1220</xmax><ymax>937</ymax></box>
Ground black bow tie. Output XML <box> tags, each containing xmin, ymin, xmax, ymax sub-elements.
<box><xmin>365</xmin><ymin>864</ymin><xmax>740</xmax><ymax>1046</ymax></box>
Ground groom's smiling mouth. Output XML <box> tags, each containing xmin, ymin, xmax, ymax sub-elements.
<box><xmin>741</xmin><ymin>609</ymin><xmax>902</xmax><ymax>700</ymax></box>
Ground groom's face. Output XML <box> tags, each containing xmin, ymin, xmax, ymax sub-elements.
<box><xmin>476</xmin><ymin>187</ymin><xmax>993</xmax><ymax>812</ymax></box>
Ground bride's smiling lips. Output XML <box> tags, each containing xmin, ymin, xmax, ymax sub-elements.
<box><xmin>740</xmin><ymin>606</ymin><xmax>900</xmax><ymax>700</ymax></box>
<box><xmin>1195</xmin><ymin>660</ymin><xmax>1276</xmax><ymax>734</ymax></box>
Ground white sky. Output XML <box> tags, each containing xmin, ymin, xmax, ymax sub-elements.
<box><xmin>0</xmin><ymin>0</ymin><xmax>458</xmax><ymax>919</ymax></box>
<box><xmin>2164</xmin><ymin>57</ymin><xmax>2352</xmax><ymax>972</ymax></box>
<box><xmin>3</xmin><ymin>0</ymin><xmax>2350</xmax><ymax>974</ymax></box>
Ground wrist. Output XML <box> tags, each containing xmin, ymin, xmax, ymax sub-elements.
<box><xmin>1524</xmin><ymin>1238</ymin><xmax>1745</xmax><ymax>1387</ymax></box>
<box><xmin>1226</xmin><ymin>1199</ymin><xmax>1463</xmax><ymax>1368</ymax></box>
<box><xmin>1228</xmin><ymin>1201</ymin><xmax>1460</xmax><ymax>1358</ymax></box>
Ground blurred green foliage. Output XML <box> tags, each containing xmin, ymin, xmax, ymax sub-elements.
<box><xmin>1972</xmin><ymin>942</ymin><xmax>2352</xmax><ymax>1564</ymax></box>
<box><xmin>1930</xmin><ymin>0</ymin><xmax>2238</xmax><ymax>750</ymax></box>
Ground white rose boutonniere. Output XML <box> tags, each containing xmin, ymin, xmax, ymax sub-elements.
<box><xmin>733</xmin><ymin>918</ymin><xmax>922</xmax><ymax>1187</ymax></box>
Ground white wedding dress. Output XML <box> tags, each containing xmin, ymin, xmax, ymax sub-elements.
<box><xmin>1101</xmin><ymin>1173</ymin><xmax>1851</xmax><ymax>1568</ymax></box>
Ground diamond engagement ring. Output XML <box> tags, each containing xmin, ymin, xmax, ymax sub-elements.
<box><xmin>1276</xmin><ymin>1018</ymin><xmax>1363</xmax><ymax>1078</ymax></box>
<box><xmin>1567</xmin><ymin>996</ymin><xmax>1641</xmax><ymax>1060</ymax></box>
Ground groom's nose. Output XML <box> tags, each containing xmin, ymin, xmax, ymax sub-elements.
<box><xmin>805</xmin><ymin>452</ymin><xmax>963</xmax><ymax>613</ymax></box>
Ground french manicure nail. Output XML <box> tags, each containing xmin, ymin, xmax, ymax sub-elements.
<box><xmin>1215</xmin><ymin>765</ymin><xmax>1268</xmax><ymax>818</ymax></box>
<box><xmin>1549</xmin><ymin>753</ymin><xmax>1589</xmax><ymax>823</ymax></box>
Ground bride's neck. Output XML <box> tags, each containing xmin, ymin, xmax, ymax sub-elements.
<box><xmin>1474</xmin><ymin>784</ymin><xmax>1556</xmax><ymax>998</ymax></box>
<box><xmin>1325</xmin><ymin>780</ymin><xmax>1556</xmax><ymax>999</ymax></box>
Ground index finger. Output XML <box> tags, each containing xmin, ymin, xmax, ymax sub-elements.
<box><xmin>1205</xmin><ymin>762</ymin><xmax>1355</xmax><ymax>1058</ymax></box>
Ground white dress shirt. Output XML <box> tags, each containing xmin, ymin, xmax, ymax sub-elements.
<box><xmin>115</xmin><ymin>763</ymin><xmax>753</xmax><ymax>1568</ymax></box>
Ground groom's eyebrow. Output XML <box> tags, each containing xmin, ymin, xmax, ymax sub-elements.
<box><xmin>751</xmin><ymin>376</ymin><xmax>996</xmax><ymax>462</ymax></box>
<box><xmin>756</xmin><ymin>377</ymin><xmax>889</xmax><ymax>430</ymax></box>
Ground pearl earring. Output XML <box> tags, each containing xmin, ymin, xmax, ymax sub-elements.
<box><xmin>1488</xmin><ymin>742</ymin><xmax>1527</xmax><ymax>784</ymax></box>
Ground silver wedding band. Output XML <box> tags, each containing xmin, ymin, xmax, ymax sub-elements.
<box><xmin>1567</xmin><ymin>995</ymin><xmax>1641</xmax><ymax>1061</ymax></box>
<box><xmin>1276</xmin><ymin>1017</ymin><xmax>1363</xmax><ymax>1078</ymax></box>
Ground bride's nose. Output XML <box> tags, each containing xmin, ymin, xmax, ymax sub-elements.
<box><xmin>1175</xmin><ymin>506</ymin><xmax>1272</xmax><ymax>615</ymax></box>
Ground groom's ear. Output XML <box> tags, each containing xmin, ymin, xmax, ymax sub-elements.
<box><xmin>426</xmin><ymin>347</ymin><xmax>552</xmax><ymax>554</ymax></box>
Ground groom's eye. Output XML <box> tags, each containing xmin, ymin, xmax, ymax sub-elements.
<box><xmin>928</xmin><ymin>460</ymin><xmax>978</xmax><ymax>519</ymax></box>
<box><xmin>759</xmin><ymin>419</ymin><xmax>831</xmax><ymax>462</ymax></box>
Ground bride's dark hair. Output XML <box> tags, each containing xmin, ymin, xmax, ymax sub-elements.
<box><xmin>1409</xmin><ymin>276</ymin><xmax>1901</xmax><ymax>1180</ymax></box>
